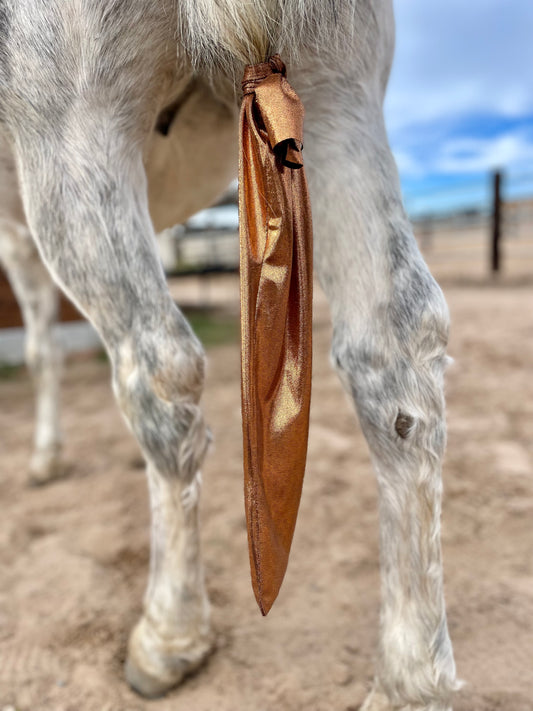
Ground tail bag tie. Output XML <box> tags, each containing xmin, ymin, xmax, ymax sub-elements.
<box><xmin>239</xmin><ymin>55</ymin><xmax>313</xmax><ymax>615</ymax></box>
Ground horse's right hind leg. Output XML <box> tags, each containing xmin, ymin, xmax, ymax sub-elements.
<box><xmin>0</xmin><ymin>133</ymin><xmax>63</xmax><ymax>485</ymax></box>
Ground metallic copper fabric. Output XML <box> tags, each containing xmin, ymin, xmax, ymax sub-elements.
<box><xmin>239</xmin><ymin>56</ymin><xmax>313</xmax><ymax>615</ymax></box>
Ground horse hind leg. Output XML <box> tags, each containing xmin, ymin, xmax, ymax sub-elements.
<box><xmin>298</xmin><ymin>65</ymin><xmax>458</xmax><ymax>710</ymax></box>
<box><xmin>0</xmin><ymin>137</ymin><xmax>64</xmax><ymax>485</ymax></box>
<box><xmin>7</xmin><ymin>57</ymin><xmax>215</xmax><ymax>708</ymax></box>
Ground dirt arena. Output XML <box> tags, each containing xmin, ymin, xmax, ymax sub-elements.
<box><xmin>1</xmin><ymin>269</ymin><xmax>532</xmax><ymax>711</ymax></box>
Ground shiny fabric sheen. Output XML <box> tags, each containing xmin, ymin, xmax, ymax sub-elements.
<box><xmin>239</xmin><ymin>56</ymin><xmax>313</xmax><ymax>615</ymax></box>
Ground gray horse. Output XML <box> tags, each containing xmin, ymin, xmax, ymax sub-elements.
<box><xmin>0</xmin><ymin>2</ymin><xmax>457</xmax><ymax>708</ymax></box>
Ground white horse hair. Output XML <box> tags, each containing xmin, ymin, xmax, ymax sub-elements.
<box><xmin>0</xmin><ymin>1</ymin><xmax>458</xmax><ymax>708</ymax></box>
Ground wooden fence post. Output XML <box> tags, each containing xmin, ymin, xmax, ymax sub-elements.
<box><xmin>491</xmin><ymin>170</ymin><xmax>502</xmax><ymax>274</ymax></box>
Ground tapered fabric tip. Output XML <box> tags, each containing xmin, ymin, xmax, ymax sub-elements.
<box><xmin>252</xmin><ymin>566</ymin><xmax>283</xmax><ymax>616</ymax></box>
<box><xmin>248</xmin><ymin>533</ymin><xmax>290</xmax><ymax>616</ymax></box>
<box><xmin>257</xmin><ymin>595</ymin><xmax>272</xmax><ymax>617</ymax></box>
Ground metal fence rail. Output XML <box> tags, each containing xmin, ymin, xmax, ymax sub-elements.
<box><xmin>408</xmin><ymin>171</ymin><xmax>533</xmax><ymax>280</ymax></box>
<box><xmin>160</xmin><ymin>170</ymin><xmax>533</xmax><ymax>281</ymax></box>
<box><xmin>169</xmin><ymin>229</ymin><xmax>239</xmax><ymax>276</ymax></box>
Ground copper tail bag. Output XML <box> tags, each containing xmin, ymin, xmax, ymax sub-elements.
<box><xmin>239</xmin><ymin>55</ymin><xmax>313</xmax><ymax>615</ymax></box>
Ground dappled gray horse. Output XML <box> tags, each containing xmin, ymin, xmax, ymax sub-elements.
<box><xmin>0</xmin><ymin>1</ymin><xmax>458</xmax><ymax>708</ymax></box>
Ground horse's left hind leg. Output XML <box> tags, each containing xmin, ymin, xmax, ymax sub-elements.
<box><xmin>294</xmin><ymin>47</ymin><xmax>458</xmax><ymax>707</ymax></box>
<box><xmin>0</xmin><ymin>135</ymin><xmax>63</xmax><ymax>485</ymax></box>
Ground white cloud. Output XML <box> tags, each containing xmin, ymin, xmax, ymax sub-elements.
<box><xmin>392</xmin><ymin>148</ymin><xmax>424</xmax><ymax>177</ymax></box>
<box><xmin>436</xmin><ymin>132</ymin><xmax>533</xmax><ymax>174</ymax></box>
<box><xmin>385</xmin><ymin>0</ymin><xmax>533</xmax><ymax>153</ymax></box>
<box><xmin>384</xmin><ymin>0</ymin><xmax>533</xmax><ymax>183</ymax></box>
<box><xmin>393</xmin><ymin>129</ymin><xmax>533</xmax><ymax>179</ymax></box>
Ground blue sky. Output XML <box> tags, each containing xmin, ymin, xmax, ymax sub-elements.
<box><xmin>385</xmin><ymin>1</ymin><xmax>533</xmax><ymax>214</ymax></box>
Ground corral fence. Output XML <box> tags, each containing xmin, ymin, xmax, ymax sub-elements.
<box><xmin>160</xmin><ymin>169</ymin><xmax>533</xmax><ymax>283</ymax></box>
<box><xmin>158</xmin><ymin>224</ymin><xmax>239</xmax><ymax>277</ymax></box>
<box><xmin>1</xmin><ymin>170</ymin><xmax>532</xmax><ymax>362</ymax></box>
<box><xmin>407</xmin><ymin>170</ymin><xmax>533</xmax><ymax>282</ymax></box>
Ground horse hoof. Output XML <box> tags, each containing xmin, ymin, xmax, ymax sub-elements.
<box><xmin>125</xmin><ymin>617</ymin><xmax>214</xmax><ymax>698</ymax></box>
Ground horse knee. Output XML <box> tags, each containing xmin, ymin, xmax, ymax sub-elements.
<box><xmin>112</xmin><ymin>307</ymin><xmax>209</xmax><ymax>478</ymax></box>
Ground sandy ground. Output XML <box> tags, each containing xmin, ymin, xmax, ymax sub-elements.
<box><xmin>1</xmin><ymin>273</ymin><xmax>533</xmax><ymax>711</ymax></box>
